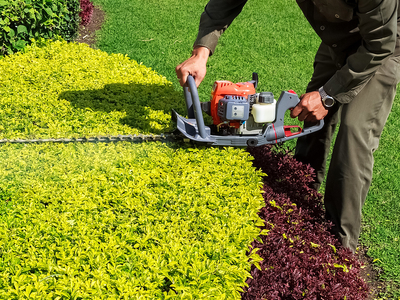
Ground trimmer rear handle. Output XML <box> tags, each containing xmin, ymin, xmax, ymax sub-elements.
<box><xmin>175</xmin><ymin>75</ymin><xmax>324</xmax><ymax>147</ymax></box>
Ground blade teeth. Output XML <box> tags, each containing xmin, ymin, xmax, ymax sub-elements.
<box><xmin>0</xmin><ymin>134</ymin><xmax>175</xmax><ymax>144</ymax></box>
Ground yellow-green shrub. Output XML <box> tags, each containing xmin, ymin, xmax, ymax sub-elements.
<box><xmin>0</xmin><ymin>40</ymin><xmax>265</xmax><ymax>299</ymax></box>
<box><xmin>0</xmin><ymin>142</ymin><xmax>264</xmax><ymax>299</ymax></box>
<box><xmin>0</xmin><ymin>40</ymin><xmax>184</xmax><ymax>140</ymax></box>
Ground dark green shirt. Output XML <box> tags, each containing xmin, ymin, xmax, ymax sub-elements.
<box><xmin>194</xmin><ymin>0</ymin><xmax>399</xmax><ymax>100</ymax></box>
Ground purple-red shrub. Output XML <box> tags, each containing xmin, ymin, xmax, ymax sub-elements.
<box><xmin>79</xmin><ymin>0</ymin><xmax>94</xmax><ymax>26</ymax></box>
<box><xmin>249</xmin><ymin>145</ymin><xmax>324</xmax><ymax>221</ymax></box>
<box><xmin>242</xmin><ymin>145</ymin><xmax>369</xmax><ymax>300</ymax></box>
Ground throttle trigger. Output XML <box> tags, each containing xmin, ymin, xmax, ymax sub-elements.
<box><xmin>284</xmin><ymin>125</ymin><xmax>302</xmax><ymax>137</ymax></box>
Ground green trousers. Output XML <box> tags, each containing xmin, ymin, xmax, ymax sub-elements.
<box><xmin>295</xmin><ymin>43</ymin><xmax>400</xmax><ymax>252</ymax></box>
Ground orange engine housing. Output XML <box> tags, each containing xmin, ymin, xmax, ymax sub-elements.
<box><xmin>210</xmin><ymin>80</ymin><xmax>256</xmax><ymax>128</ymax></box>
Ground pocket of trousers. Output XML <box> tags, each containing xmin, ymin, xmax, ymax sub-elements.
<box><xmin>375</xmin><ymin>55</ymin><xmax>400</xmax><ymax>86</ymax></box>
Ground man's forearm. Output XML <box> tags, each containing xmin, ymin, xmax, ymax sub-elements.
<box><xmin>193</xmin><ymin>0</ymin><xmax>248</xmax><ymax>54</ymax></box>
<box><xmin>192</xmin><ymin>46</ymin><xmax>211</xmax><ymax>59</ymax></box>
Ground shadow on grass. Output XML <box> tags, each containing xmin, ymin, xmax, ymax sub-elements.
<box><xmin>59</xmin><ymin>82</ymin><xmax>186</xmax><ymax>133</ymax></box>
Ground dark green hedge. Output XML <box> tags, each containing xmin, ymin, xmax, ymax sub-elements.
<box><xmin>0</xmin><ymin>0</ymin><xmax>80</xmax><ymax>55</ymax></box>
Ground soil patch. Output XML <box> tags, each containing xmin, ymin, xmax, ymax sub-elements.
<box><xmin>75</xmin><ymin>5</ymin><xmax>105</xmax><ymax>48</ymax></box>
<box><xmin>357</xmin><ymin>244</ymin><xmax>388</xmax><ymax>299</ymax></box>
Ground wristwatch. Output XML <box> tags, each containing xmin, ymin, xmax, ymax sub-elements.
<box><xmin>318</xmin><ymin>86</ymin><xmax>336</xmax><ymax>108</ymax></box>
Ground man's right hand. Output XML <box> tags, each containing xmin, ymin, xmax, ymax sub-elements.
<box><xmin>175</xmin><ymin>46</ymin><xmax>210</xmax><ymax>87</ymax></box>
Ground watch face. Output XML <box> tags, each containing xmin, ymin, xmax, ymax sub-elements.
<box><xmin>324</xmin><ymin>97</ymin><xmax>335</xmax><ymax>107</ymax></box>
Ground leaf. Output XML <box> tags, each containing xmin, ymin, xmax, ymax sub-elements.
<box><xmin>44</xmin><ymin>7</ymin><xmax>53</xmax><ymax>16</ymax></box>
<box><xmin>310</xmin><ymin>242</ymin><xmax>320</xmax><ymax>248</ymax></box>
<box><xmin>17</xmin><ymin>25</ymin><xmax>28</xmax><ymax>35</ymax></box>
<box><xmin>333</xmin><ymin>263</ymin><xmax>349</xmax><ymax>273</ymax></box>
<box><xmin>14</xmin><ymin>40</ymin><xmax>27</xmax><ymax>50</ymax></box>
<box><xmin>8</xmin><ymin>28</ymin><xmax>15</xmax><ymax>37</ymax></box>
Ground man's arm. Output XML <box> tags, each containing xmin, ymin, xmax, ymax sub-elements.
<box><xmin>292</xmin><ymin>0</ymin><xmax>398</xmax><ymax>122</ymax></box>
<box><xmin>193</xmin><ymin>0</ymin><xmax>248</xmax><ymax>55</ymax></box>
<box><xmin>176</xmin><ymin>0</ymin><xmax>248</xmax><ymax>86</ymax></box>
<box><xmin>324</xmin><ymin>0</ymin><xmax>398</xmax><ymax>103</ymax></box>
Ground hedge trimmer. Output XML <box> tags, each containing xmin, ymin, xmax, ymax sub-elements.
<box><xmin>0</xmin><ymin>73</ymin><xmax>323</xmax><ymax>146</ymax></box>
<box><xmin>172</xmin><ymin>73</ymin><xmax>323</xmax><ymax>146</ymax></box>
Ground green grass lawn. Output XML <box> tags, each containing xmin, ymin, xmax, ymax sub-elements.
<box><xmin>91</xmin><ymin>0</ymin><xmax>400</xmax><ymax>297</ymax></box>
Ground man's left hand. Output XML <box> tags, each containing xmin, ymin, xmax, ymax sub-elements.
<box><xmin>290</xmin><ymin>91</ymin><xmax>329</xmax><ymax>122</ymax></box>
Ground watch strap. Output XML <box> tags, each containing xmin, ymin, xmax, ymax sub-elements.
<box><xmin>318</xmin><ymin>86</ymin><xmax>335</xmax><ymax>108</ymax></box>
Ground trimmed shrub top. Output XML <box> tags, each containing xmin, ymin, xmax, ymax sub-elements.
<box><xmin>0</xmin><ymin>42</ymin><xmax>266</xmax><ymax>298</ymax></box>
<box><xmin>0</xmin><ymin>40</ymin><xmax>184</xmax><ymax>140</ymax></box>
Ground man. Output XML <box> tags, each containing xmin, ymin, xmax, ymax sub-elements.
<box><xmin>176</xmin><ymin>0</ymin><xmax>400</xmax><ymax>252</ymax></box>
